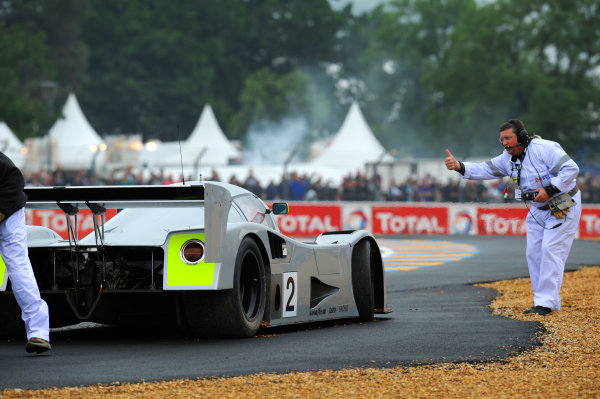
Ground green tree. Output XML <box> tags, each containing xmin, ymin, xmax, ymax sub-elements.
<box><xmin>78</xmin><ymin>0</ymin><xmax>344</xmax><ymax>142</ymax></box>
<box><xmin>0</xmin><ymin>20</ymin><xmax>50</xmax><ymax>139</ymax></box>
<box><xmin>231</xmin><ymin>68</ymin><xmax>310</xmax><ymax>134</ymax></box>
<box><xmin>81</xmin><ymin>0</ymin><xmax>222</xmax><ymax>140</ymax></box>
<box><xmin>427</xmin><ymin>0</ymin><xmax>600</xmax><ymax>157</ymax></box>
<box><xmin>358</xmin><ymin>0</ymin><xmax>477</xmax><ymax>157</ymax></box>
<box><xmin>0</xmin><ymin>0</ymin><xmax>90</xmax><ymax>139</ymax></box>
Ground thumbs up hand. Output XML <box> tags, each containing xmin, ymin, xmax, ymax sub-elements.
<box><xmin>444</xmin><ymin>149</ymin><xmax>460</xmax><ymax>171</ymax></box>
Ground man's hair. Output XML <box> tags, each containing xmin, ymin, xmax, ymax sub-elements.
<box><xmin>500</xmin><ymin>119</ymin><xmax>526</xmax><ymax>133</ymax></box>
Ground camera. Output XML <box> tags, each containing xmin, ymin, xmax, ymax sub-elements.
<box><xmin>522</xmin><ymin>192</ymin><xmax>538</xmax><ymax>201</ymax></box>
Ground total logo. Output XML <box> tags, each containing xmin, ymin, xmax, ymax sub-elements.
<box><xmin>374</xmin><ymin>213</ymin><xmax>446</xmax><ymax>234</ymax></box>
<box><xmin>25</xmin><ymin>209</ymin><xmax>117</xmax><ymax>240</ymax></box>
<box><xmin>581</xmin><ymin>213</ymin><xmax>600</xmax><ymax>235</ymax></box>
<box><xmin>449</xmin><ymin>207</ymin><xmax>477</xmax><ymax>235</ymax></box>
<box><xmin>343</xmin><ymin>207</ymin><xmax>370</xmax><ymax>230</ymax></box>
<box><xmin>479</xmin><ymin>213</ymin><xmax>526</xmax><ymax>235</ymax></box>
<box><xmin>277</xmin><ymin>214</ymin><xmax>340</xmax><ymax>235</ymax></box>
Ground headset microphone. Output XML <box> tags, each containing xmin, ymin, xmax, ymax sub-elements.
<box><xmin>505</xmin><ymin>142</ymin><xmax>524</xmax><ymax>150</ymax></box>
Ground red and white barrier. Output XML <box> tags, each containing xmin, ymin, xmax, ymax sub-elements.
<box><xmin>26</xmin><ymin>209</ymin><xmax>118</xmax><ymax>240</ymax></box>
<box><xmin>26</xmin><ymin>202</ymin><xmax>600</xmax><ymax>239</ymax></box>
<box><xmin>277</xmin><ymin>202</ymin><xmax>600</xmax><ymax>238</ymax></box>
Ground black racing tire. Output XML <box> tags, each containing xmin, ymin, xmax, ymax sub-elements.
<box><xmin>0</xmin><ymin>295</ymin><xmax>25</xmax><ymax>338</ymax></box>
<box><xmin>351</xmin><ymin>238</ymin><xmax>375</xmax><ymax>321</ymax></box>
<box><xmin>183</xmin><ymin>237</ymin><xmax>267</xmax><ymax>338</ymax></box>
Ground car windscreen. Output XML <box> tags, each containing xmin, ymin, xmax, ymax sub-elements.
<box><xmin>233</xmin><ymin>194</ymin><xmax>275</xmax><ymax>229</ymax></box>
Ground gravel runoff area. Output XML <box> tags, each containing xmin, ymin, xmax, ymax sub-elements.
<box><xmin>3</xmin><ymin>266</ymin><xmax>599</xmax><ymax>398</ymax></box>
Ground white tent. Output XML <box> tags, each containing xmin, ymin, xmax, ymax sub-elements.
<box><xmin>0</xmin><ymin>121</ymin><xmax>26</xmax><ymax>167</ymax></box>
<box><xmin>48</xmin><ymin>93</ymin><xmax>106</xmax><ymax>171</ymax></box>
<box><xmin>310</xmin><ymin>102</ymin><xmax>393</xmax><ymax>169</ymax></box>
<box><xmin>186</xmin><ymin>104</ymin><xmax>241</xmax><ymax>164</ymax></box>
<box><xmin>140</xmin><ymin>105</ymin><xmax>241</xmax><ymax>173</ymax></box>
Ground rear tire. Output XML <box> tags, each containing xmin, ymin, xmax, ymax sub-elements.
<box><xmin>0</xmin><ymin>295</ymin><xmax>25</xmax><ymax>338</ymax></box>
<box><xmin>352</xmin><ymin>239</ymin><xmax>374</xmax><ymax>321</ymax></box>
<box><xmin>184</xmin><ymin>237</ymin><xmax>267</xmax><ymax>337</ymax></box>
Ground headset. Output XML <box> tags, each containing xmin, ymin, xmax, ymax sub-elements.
<box><xmin>508</xmin><ymin>119</ymin><xmax>531</xmax><ymax>146</ymax></box>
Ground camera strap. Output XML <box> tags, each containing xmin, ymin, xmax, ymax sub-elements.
<box><xmin>510</xmin><ymin>154</ymin><xmax>524</xmax><ymax>187</ymax></box>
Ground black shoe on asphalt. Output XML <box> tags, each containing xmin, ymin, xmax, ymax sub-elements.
<box><xmin>25</xmin><ymin>337</ymin><xmax>52</xmax><ymax>354</ymax></box>
<box><xmin>523</xmin><ymin>306</ymin><xmax>552</xmax><ymax>316</ymax></box>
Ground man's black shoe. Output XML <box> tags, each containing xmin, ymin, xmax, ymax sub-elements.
<box><xmin>523</xmin><ymin>306</ymin><xmax>552</xmax><ymax>316</ymax></box>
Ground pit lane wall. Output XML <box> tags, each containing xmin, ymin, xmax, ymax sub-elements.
<box><xmin>25</xmin><ymin>203</ymin><xmax>600</xmax><ymax>239</ymax></box>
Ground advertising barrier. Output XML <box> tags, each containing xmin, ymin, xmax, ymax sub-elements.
<box><xmin>26</xmin><ymin>202</ymin><xmax>600</xmax><ymax>239</ymax></box>
<box><xmin>26</xmin><ymin>209</ymin><xmax>118</xmax><ymax>240</ymax></box>
<box><xmin>277</xmin><ymin>202</ymin><xmax>600</xmax><ymax>238</ymax></box>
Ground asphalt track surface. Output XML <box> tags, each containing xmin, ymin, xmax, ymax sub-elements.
<box><xmin>1</xmin><ymin>235</ymin><xmax>598</xmax><ymax>390</ymax></box>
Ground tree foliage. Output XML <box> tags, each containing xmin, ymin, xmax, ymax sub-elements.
<box><xmin>0</xmin><ymin>20</ymin><xmax>49</xmax><ymax>138</ymax></box>
<box><xmin>426</xmin><ymin>0</ymin><xmax>600</xmax><ymax>157</ymax></box>
<box><xmin>1</xmin><ymin>0</ymin><xmax>599</xmax><ymax>165</ymax></box>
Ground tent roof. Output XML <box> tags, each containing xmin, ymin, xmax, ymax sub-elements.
<box><xmin>310</xmin><ymin>102</ymin><xmax>392</xmax><ymax>169</ymax></box>
<box><xmin>0</xmin><ymin>121</ymin><xmax>26</xmax><ymax>167</ymax></box>
<box><xmin>141</xmin><ymin>105</ymin><xmax>240</xmax><ymax>169</ymax></box>
<box><xmin>184</xmin><ymin>104</ymin><xmax>241</xmax><ymax>164</ymax></box>
<box><xmin>48</xmin><ymin>93</ymin><xmax>105</xmax><ymax>170</ymax></box>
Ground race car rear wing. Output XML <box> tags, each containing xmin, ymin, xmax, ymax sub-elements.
<box><xmin>24</xmin><ymin>184</ymin><xmax>206</xmax><ymax>209</ymax></box>
<box><xmin>23</xmin><ymin>183</ymin><xmax>231</xmax><ymax>263</ymax></box>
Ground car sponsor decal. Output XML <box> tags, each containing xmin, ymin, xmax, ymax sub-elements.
<box><xmin>379</xmin><ymin>239</ymin><xmax>478</xmax><ymax>271</ymax></box>
<box><xmin>166</xmin><ymin>233</ymin><xmax>215</xmax><ymax>287</ymax></box>
<box><xmin>0</xmin><ymin>254</ymin><xmax>6</xmax><ymax>291</ymax></box>
<box><xmin>282</xmin><ymin>272</ymin><xmax>298</xmax><ymax>318</ymax></box>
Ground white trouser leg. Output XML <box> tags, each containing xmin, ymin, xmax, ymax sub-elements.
<box><xmin>526</xmin><ymin>214</ymin><xmax>544</xmax><ymax>295</ymax></box>
<box><xmin>526</xmin><ymin>192</ymin><xmax>581</xmax><ymax>310</ymax></box>
<box><xmin>0</xmin><ymin>208</ymin><xmax>50</xmax><ymax>341</ymax></box>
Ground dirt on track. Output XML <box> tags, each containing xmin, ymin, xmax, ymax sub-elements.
<box><xmin>3</xmin><ymin>266</ymin><xmax>599</xmax><ymax>398</ymax></box>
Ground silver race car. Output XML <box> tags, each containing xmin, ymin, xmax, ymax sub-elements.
<box><xmin>0</xmin><ymin>182</ymin><xmax>389</xmax><ymax>337</ymax></box>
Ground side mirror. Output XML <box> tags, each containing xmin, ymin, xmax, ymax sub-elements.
<box><xmin>271</xmin><ymin>202</ymin><xmax>289</xmax><ymax>215</ymax></box>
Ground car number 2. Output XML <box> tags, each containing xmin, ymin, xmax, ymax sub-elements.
<box><xmin>282</xmin><ymin>272</ymin><xmax>298</xmax><ymax>318</ymax></box>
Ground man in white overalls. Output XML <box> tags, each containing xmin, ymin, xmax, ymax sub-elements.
<box><xmin>0</xmin><ymin>151</ymin><xmax>51</xmax><ymax>353</ymax></box>
<box><xmin>444</xmin><ymin>119</ymin><xmax>582</xmax><ymax>315</ymax></box>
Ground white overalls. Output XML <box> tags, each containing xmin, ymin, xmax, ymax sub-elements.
<box><xmin>0</xmin><ymin>208</ymin><xmax>50</xmax><ymax>340</ymax></box>
<box><xmin>463</xmin><ymin>138</ymin><xmax>581</xmax><ymax>310</ymax></box>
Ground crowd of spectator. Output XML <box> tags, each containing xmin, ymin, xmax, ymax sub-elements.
<box><xmin>23</xmin><ymin>166</ymin><xmax>600</xmax><ymax>204</ymax></box>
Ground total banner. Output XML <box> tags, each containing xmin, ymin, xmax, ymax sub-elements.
<box><xmin>26</xmin><ymin>203</ymin><xmax>600</xmax><ymax>239</ymax></box>
<box><xmin>275</xmin><ymin>202</ymin><xmax>600</xmax><ymax>238</ymax></box>
<box><xmin>26</xmin><ymin>209</ymin><xmax>118</xmax><ymax>240</ymax></box>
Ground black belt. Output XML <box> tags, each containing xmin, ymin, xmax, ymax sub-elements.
<box><xmin>539</xmin><ymin>186</ymin><xmax>579</xmax><ymax>210</ymax></box>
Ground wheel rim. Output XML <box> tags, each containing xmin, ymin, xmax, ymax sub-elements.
<box><xmin>239</xmin><ymin>251</ymin><xmax>261</xmax><ymax>319</ymax></box>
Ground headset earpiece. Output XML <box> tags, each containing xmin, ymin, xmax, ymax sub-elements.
<box><xmin>517</xmin><ymin>128</ymin><xmax>530</xmax><ymax>145</ymax></box>
<box><xmin>507</xmin><ymin>120</ymin><xmax>530</xmax><ymax>145</ymax></box>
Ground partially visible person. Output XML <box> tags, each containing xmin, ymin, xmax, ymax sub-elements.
<box><xmin>0</xmin><ymin>151</ymin><xmax>51</xmax><ymax>353</ymax></box>
<box><xmin>444</xmin><ymin>119</ymin><xmax>581</xmax><ymax>316</ymax></box>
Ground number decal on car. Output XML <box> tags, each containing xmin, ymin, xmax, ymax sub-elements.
<box><xmin>283</xmin><ymin>272</ymin><xmax>298</xmax><ymax>318</ymax></box>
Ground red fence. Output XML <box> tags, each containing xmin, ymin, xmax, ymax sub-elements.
<box><xmin>26</xmin><ymin>203</ymin><xmax>600</xmax><ymax>239</ymax></box>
